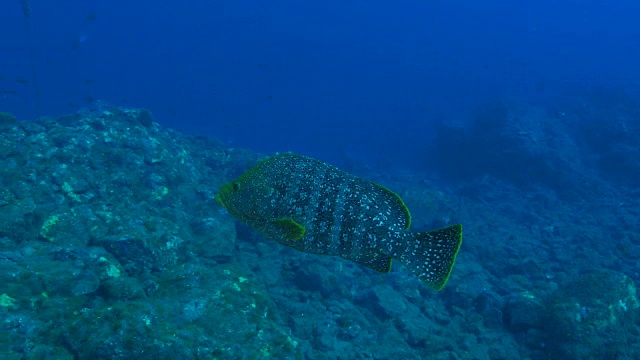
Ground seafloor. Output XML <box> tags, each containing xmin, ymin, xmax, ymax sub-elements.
<box><xmin>1</xmin><ymin>97</ymin><xmax>639</xmax><ymax>359</ymax></box>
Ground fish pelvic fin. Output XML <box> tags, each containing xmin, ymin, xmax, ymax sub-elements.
<box><xmin>399</xmin><ymin>224</ymin><xmax>462</xmax><ymax>290</ymax></box>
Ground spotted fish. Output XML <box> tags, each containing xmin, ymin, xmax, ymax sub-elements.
<box><xmin>215</xmin><ymin>153</ymin><xmax>462</xmax><ymax>290</ymax></box>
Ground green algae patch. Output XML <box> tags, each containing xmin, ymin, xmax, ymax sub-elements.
<box><xmin>40</xmin><ymin>215</ymin><xmax>60</xmax><ymax>241</ymax></box>
<box><xmin>1</xmin><ymin>293</ymin><xmax>17</xmax><ymax>309</ymax></box>
<box><xmin>544</xmin><ymin>270</ymin><xmax>639</xmax><ymax>359</ymax></box>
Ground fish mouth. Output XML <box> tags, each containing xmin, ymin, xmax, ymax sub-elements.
<box><xmin>215</xmin><ymin>185</ymin><xmax>243</xmax><ymax>218</ymax></box>
<box><xmin>214</xmin><ymin>191</ymin><xmax>226</xmax><ymax>207</ymax></box>
<box><xmin>215</xmin><ymin>182</ymin><xmax>233</xmax><ymax>208</ymax></box>
<box><xmin>215</xmin><ymin>190</ymin><xmax>233</xmax><ymax>213</ymax></box>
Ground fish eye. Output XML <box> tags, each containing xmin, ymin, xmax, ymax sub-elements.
<box><xmin>232</xmin><ymin>183</ymin><xmax>240</xmax><ymax>191</ymax></box>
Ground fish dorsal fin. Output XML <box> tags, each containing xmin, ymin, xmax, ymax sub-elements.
<box><xmin>271</xmin><ymin>217</ymin><xmax>306</xmax><ymax>241</ymax></box>
<box><xmin>372</xmin><ymin>183</ymin><xmax>411</xmax><ymax>229</ymax></box>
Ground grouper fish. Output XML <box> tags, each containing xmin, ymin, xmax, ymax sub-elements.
<box><xmin>215</xmin><ymin>153</ymin><xmax>462</xmax><ymax>290</ymax></box>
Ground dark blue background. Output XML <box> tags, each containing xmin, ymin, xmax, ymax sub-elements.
<box><xmin>2</xmin><ymin>0</ymin><xmax>639</xmax><ymax>165</ymax></box>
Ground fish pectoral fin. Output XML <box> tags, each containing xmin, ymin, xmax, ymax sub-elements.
<box><xmin>271</xmin><ymin>217</ymin><xmax>306</xmax><ymax>241</ymax></box>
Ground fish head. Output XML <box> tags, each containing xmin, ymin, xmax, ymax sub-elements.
<box><xmin>215</xmin><ymin>172</ymin><xmax>277</xmax><ymax>225</ymax></box>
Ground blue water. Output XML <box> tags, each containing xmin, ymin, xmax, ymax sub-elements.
<box><xmin>3</xmin><ymin>0</ymin><xmax>639</xmax><ymax>164</ymax></box>
<box><xmin>3</xmin><ymin>1</ymin><xmax>640</xmax><ymax>358</ymax></box>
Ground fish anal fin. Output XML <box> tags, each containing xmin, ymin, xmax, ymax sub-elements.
<box><xmin>343</xmin><ymin>250</ymin><xmax>392</xmax><ymax>273</ymax></box>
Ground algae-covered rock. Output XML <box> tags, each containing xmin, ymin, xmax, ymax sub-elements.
<box><xmin>430</xmin><ymin>101</ymin><xmax>587</xmax><ymax>198</ymax></box>
<box><xmin>0</xmin><ymin>106</ymin><xmax>281</xmax><ymax>359</ymax></box>
<box><xmin>189</xmin><ymin>215</ymin><xmax>236</xmax><ymax>263</ymax></box>
<box><xmin>503</xmin><ymin>291</ymin><xmax>545</xmax><ymax>332</ymax></box>
<box><xmin>544</xmin><ymin>269</ymin><xmax>639</xmax><ymax>359</ymax></box>
<box><xmin>572</xmin><ymin>90</ymin><xmax>640</xmax><ymax>187</ymax></box>
<box><xmin>0</xmin><ymin>111</ymin><xmax>17</xmax><ymax>124</ymax></box>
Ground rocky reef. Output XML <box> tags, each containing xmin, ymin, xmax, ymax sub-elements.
<box><xmin>1</xmin><ymin>103</ymin><xmax>639</xmax><ymax>359</ymax></box>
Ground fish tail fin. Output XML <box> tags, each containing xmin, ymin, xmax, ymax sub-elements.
<box><xmin>400</xmin><ymin>224</ymin><xmax>462</xmax><ymax>290</ymax></box>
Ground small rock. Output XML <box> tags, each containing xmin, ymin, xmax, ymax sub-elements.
<box><xmin>503</xmin><ymin>291</ymin><xmax>544</xmax><ymax>331</ymax></box>
<box><xmin>544</xmin><ymin>269</ymin><xmax>639</xmax><ymax>359</ymax></box>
